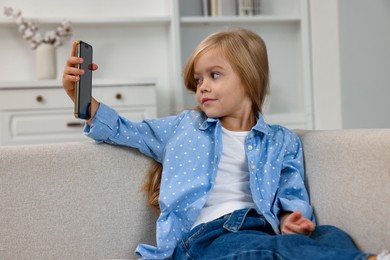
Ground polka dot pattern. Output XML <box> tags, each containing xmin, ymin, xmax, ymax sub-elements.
<box><xmin>85</xmin><ymin>103</ymin><xmax>314</xmax><ymax>259</ymax></box>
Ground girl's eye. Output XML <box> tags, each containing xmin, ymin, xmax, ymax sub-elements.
<box><xmin>194</xmin><ymin>78</ymin><xmax>202</xmax><ymax>85</ymax></box>
<box><xmin>211</xmin><ymin>72</ymin><xmax>220</xmax><ymax>79</ymax></box>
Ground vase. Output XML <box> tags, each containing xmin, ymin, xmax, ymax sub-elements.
<box><xmin>35</xmin><ymin>43</ymin><xmax>57</xmax><ymax>80</ymax></box>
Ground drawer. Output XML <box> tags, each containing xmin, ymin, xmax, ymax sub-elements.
<box><xmin>94</xmin><ymin>85</ymin><xmax>156</xmax><ymax>107</ymax></box>
<box><xmin>0</xmin><ymin>88</ymin><xmax>72</xmax><ymax>110</ymax></box>
<box><xmin>0</xmin><ymin>107</ymin><xmax>157</xmax><ymax>145</ymax></box>
<box><xmin>0</xmin><ymin>85</ymin><xmax>157</xmax><ymax>110</ymax></box>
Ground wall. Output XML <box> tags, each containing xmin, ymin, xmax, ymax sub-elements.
<box><xmin>309</xmin><ymin>0</ymin><xmax>343</xmax><ymax>129</ymax></box>
<box><xmin>309</xmin><ymin>0</ymin><xmax>390</xmax><ymax>129</ymax></box>
<box><xmin>338</xmin><ymin>0</ymin><xmax>390</xmax><ymax>128</ymax></box>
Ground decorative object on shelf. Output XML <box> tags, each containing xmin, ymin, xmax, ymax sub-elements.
<box><xmin>3</xmin><ymin>6</ymin><xmax>72</xmax><ymax>79</ymax></box>
<box><xmin>238</xmin><ymin>0</ymin><xmax>254</xmax><ymax>16</ymax></box>
<box><xmin>35</xmin><ymin>43</ymin><xmax>57</xmax><ymax>80</ymax></box>
<box><xmin>201</xmin><ymin>0</ymin><xmax>262</xmax><ymax>17</ymax></box>
<box><xmin>253</xmin><ymin>0</ymin><xmax>262</xmax><ymax>15</ymax></box>
<box><xmin>203</xmin><ymin>0</ymin><xmax>237</xmax><ymax>16</ymax></box>
<box><xmin>238</xmin><ymin>0</ymin><xmax>262</xmax><ymax>16</ymax></box>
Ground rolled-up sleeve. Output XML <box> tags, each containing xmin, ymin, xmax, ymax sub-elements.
<box><xmin>84</xmin><ymin>103</ymin><xmax>120</xmax><ymax>142</ymax></box>
<box><xmin>274</xmin><ymin>134</ymin><xmax>315</xmax><ymax>225</ymax></box>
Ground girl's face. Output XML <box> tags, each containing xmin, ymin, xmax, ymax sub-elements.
<box><xmin>194</xmin><ymin>48</ymin><xmax>254</xmax><ymax>129</ymax></box>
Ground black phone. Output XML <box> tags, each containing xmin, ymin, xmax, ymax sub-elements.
<box><xmin>74</xmin><ymin>40</ymin><xmax>93</xmax><ymax>120</ymax></box>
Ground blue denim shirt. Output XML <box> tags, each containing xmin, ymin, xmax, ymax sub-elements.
<box><xmin>84</xmin><ymin>103</ymin><xmax>314</xmax><ymax>259</ymax></box>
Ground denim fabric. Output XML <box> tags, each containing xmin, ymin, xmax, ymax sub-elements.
<box><xmin>173</xmin><ymin>208</ymin><xmax>370</xmax><ymax>260</ymax></box>
<box><xmin>85</xmin><ymin>104</ymin><xmax>314</xmax><ymax>259</ymax></box>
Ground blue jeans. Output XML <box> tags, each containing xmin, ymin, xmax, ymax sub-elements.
<box><xmin>173</xmin><ymin>208</ymin><xmax>371</xmax><ymax>260</ymax></box>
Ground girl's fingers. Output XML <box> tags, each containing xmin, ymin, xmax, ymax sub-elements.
<box><xmin>66</xmin><ymin>56</ymin><xmax>83</xmax><ymax>67</ymax></box>
<box><xmin>288</xmin><ymin>211</ymin><xmax>302</xmax><ymax>223</ymax></box>
<box><xmin>71</xmin><ymin>41</ymin><xmax>78</xmax><ymax>57</ymax></box>
<box><xmin>282</xmin><ymin>220</ymin><xmax>313</xmax><ymax>236</ymax></box>
<box><xmin>63</xmin><ymin>73</ymin><xmax>80</xmax><ymax>83</ymax></box>
<box><xmin>305</xmin><ymin>221</ymin><xmax>316</xmax><ymax>233</ymax></box>
<box><xmin>91</xmin><ymin>64</ymin><xmax>98</xmax><ymax>71</ymax></box>
<box><xmin>64</xmin><ymin>66</ymin><xmax>84</xmax><ymax>76</ymax></box>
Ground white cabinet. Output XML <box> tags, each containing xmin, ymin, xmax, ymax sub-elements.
<box><xmin>0</xmin><ymin>79</ymin><xmax>157</xmax><ymax>146</ymax></box>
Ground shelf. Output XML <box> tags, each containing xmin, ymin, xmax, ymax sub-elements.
<box><xmin>0</xmin><ymin>78</ymin><xmax>156</xmax><ymax>90</ymax></box>
<box><xmin>181</xmin><ymin>15</ymin><xmax>300</xmax><ymax>24</ymax></box>
<box><xmin>0</xmin><ymin>16</ymin><xmax>171</xmax><ymax>25</ymax></box>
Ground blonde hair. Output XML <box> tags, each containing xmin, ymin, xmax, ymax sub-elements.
<box><xmin>184</xmin><ymin>28</ymin><xmax>269</xmax><ymax>114</ymax></box>
<box><xmin>142</xmin><ymin>29</ymin><xmax>270</xmax><ymax>213</ymax></box>
<box><xmin>141</xmin><ymin>161</ymin><xmax>162</xmax><ymax>214</ymax></box>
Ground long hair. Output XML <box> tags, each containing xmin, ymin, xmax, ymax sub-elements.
<box><xmin>142</xmin><ymin>29</ymin><xmax>270</xmax><ymax>213</ymax></box>
<box><xmin>184</xmin><ymin>28</ymin><xmax>269</xmax><ymax>115</ymax></box>
<box><xmin>141</xmin><ymin>160</ymin><xmax>162</xmax><ymax>214</ymax></box>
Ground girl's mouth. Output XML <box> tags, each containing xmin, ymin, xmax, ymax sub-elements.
<box><xmin>201</xmin><ymin>98</ymin><xmax>216</xmax><ymax>105</ymax></box>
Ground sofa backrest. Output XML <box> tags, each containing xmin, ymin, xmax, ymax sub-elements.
<box><xmin>1</xmin><ymin>129</ymin><xmax>389</xmax><ymax>258</ymax></box>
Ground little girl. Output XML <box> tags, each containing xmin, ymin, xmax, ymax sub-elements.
<box><xmin>62</xmin><ymin>29</ymin><xmax>382</xmax><ymax>259</ymax></box>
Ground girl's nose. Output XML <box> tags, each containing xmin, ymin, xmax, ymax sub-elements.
<box><xmin>198</xmin><ymin>80</ymin><xmax>210</xmax><ymax>93</ymax></box>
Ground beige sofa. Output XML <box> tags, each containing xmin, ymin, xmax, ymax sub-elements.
<box><xmin>1</xmin><ymin>129</ymin><xmax>389</xmax><ymax>259</ymax></box>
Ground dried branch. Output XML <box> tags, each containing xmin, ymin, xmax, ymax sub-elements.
<box><xmin>3</xmin><ymin>6</ymin><xmax>72</xmax><ymax>49</ymax></box>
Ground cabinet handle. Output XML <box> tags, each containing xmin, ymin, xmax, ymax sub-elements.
<box><xmin>115</xmin><ymin>93</ymin><xmax>123</xmax><ymax>100</ymax></box>
<box><xmin>36</xmin><ymin>95</ymin><xmax>44</xmax><ymax>103</ymax></box>
<box><xmin>66</xmin><ymin>122</ymin><xmax>84</xmax><ymax>128</ymax></box>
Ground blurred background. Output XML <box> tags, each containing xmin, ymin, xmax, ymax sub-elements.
<box><xmin>0</xmin><ymin>0</ymin><xmax>388</xmax><ymax>145</ymax></box>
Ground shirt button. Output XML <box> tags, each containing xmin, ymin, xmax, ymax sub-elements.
<box><xmin>251</xmin><ymin>164</ymin><xmax>256</xmax><ymax>170</ymax></box>
<box><xmin>248</xmin><ymin>145</ymin><xmax>253</xmax><ymax>151</ymax></box>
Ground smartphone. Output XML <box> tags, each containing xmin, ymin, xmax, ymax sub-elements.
<box><xmin>74</xmin><ymin>40</ymin><xmax>93</xmax><ymax>120</ymax></box>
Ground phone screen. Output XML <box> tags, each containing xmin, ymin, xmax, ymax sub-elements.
<box><xmin>74</xmin><ymin>40</ymin><xmax>93</xmax><ymax>119</ymax></box>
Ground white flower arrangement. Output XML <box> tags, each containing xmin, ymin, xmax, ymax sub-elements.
<box><xmin>3</xmin><ymin>6</ymin><xmax>72</xmax><ymax>49</ymax></box>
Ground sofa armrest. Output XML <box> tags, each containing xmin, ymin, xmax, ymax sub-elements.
<box><xmin>296</xmin><ymin>129</ymin><xmax>390</xmax><ymax>253</ymax></box>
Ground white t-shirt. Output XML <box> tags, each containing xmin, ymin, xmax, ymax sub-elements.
<box><xmin>192</xmin><ymin>127</ymin><xmax>257</xmax><ymax>228</ymax></box>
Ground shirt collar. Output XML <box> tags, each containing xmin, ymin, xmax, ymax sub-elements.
<box><xmin>199</xmin><ymin>113</ymin><xmax>270</xmax><ymax>135</ymax></box>
<box><xmin>199</xmin><ymin>117</ymin><xmax>218</xmax><ymax>130</ymax></box>
<box><xmin>252</xmin><ymin>114</ymin><xmax>270</xmax><ymax>135</ymax></box>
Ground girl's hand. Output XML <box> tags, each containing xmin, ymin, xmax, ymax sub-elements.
<box><xmin>62</xmin><ymin>41</ymin><xmax>98</xmax><ymax>102</ymax></box>
<box><xmin>62</xmin><ymin>41</ymin><xmax>100</xmax><ymax>125</ymax></box>
<box><xmin>280</xmin><ymin>211</ymin><xmax>315</xmax><ymax>237</ymax></box>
